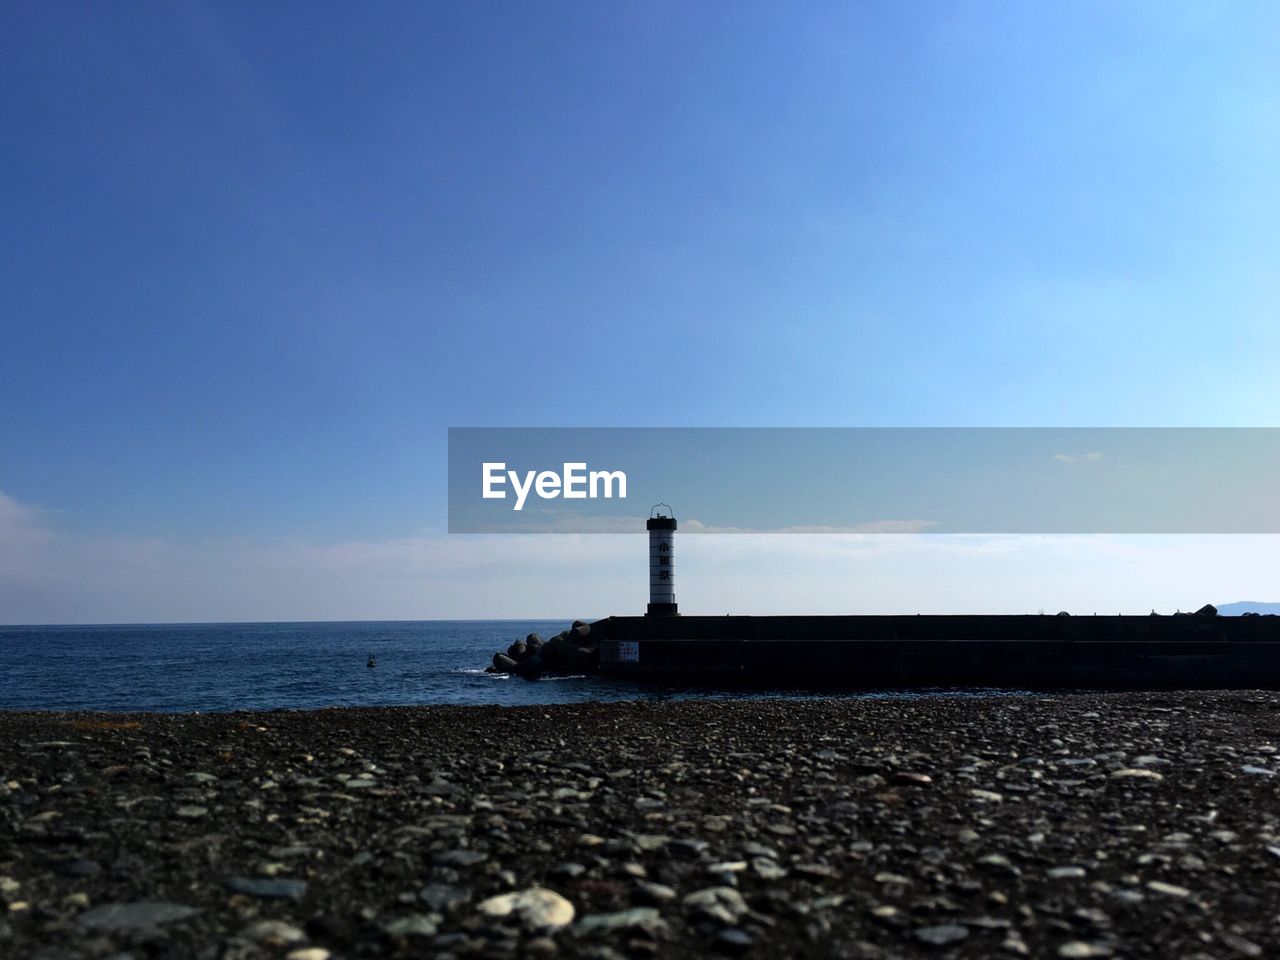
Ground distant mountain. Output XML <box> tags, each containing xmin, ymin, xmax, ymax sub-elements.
<box><xmin>1216</xmin><ymin>601</ymin><xmax>1280</xmax><ymax>616</ymax></box>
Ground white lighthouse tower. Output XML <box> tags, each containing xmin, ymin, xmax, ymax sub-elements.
<box><xmin>646</xmin><ymin>504</ymin><xmax>677</xmax><ymax>616</ymax></box>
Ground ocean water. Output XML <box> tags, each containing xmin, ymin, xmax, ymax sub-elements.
<box><xmin>0</xmin><ymin>620</ymin><xmax>847</xmax><ymax>712</ymax></box>
<box><xmin>0</xmin><ymin>621</ymin><xmax>592</xmax><ymax>712</ymax></box>
<box><xmin>0</xmin><ymin>620</ymin><xmax>1026</xmax><ymax>712</ymax></box>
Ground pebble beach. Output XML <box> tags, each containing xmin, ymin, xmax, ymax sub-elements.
<box><xmin>3</xmin><ymin>693</ymin><xmax>1280</xmax><ymax>959</ymax></box>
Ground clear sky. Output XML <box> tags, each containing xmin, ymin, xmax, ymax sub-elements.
<box><xmin>3</xmin><ymin>2</ymin><xmax>1279</xmax><ymax>622</ymax></box>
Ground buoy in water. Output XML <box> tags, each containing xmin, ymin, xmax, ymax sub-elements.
<box><xmin>367</xmin><ymin>653</ymin><xmax>376</xmax><ymax>668</ymax></box>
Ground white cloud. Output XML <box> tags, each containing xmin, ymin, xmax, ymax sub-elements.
<box><xmin>0</xmin><ymin>490</ymin><xmax>50</xmax><ymax>541</ymax></box>
<box><xmin>680</xmin><ymin>519</ymin><xmax>939</xmax><ymax>534</ymax></box>
<box><xmin>2</xmin><ymin>489</ymin><xmax>1278</xmax><ymax>624</ymax></box>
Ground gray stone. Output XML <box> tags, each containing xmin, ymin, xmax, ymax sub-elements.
<box><xmin>633</xmin><ymin>834</ymin><xmax>670</xmax><ymax>852</ymax></box>
<box><xmin>751</xmin><ymin>858</ymin><xmax>786</xmax><ymax>880</ymax></box>
<box><xmin>419</xmin><ymin>883</ymin><xmax>471</xmax><ymax>911</ymax></box>
<box><xmin>1145</xmin><ymin>880</ymin><xmax>1190</xmax><ymax>898</ymax></box>
<box><xmin>477</xmin><ymin>887</ymin><xmax>574</xmax><ymax>931</ymax></box>
<box><xmin>977</xmin><ymin>853</ymin><xmax>1020</xmax><ymax>876</ymax></box>
<box><xmin>1058</xmin><ymin>943</ymin><xmax>1114</xmax><ymax>958</ymax></box>
<box><xmin>385</xmin><ymin>914</ymin><xmax>438</xmax><ymax>938</ymax></box>
<box><xmin>914</xmin><ymin>924</ymin><xmax>969</xmax><ymax>946</ymax></box>
<box><xmin>575</xmin><ymin>907</ymin><xmax>667</xmax><ymax>937</ymax></box>
<box><xmin>433</xmin><ymin>849</ymin><xmax>487</xmax><ymax>868</ymax></box>
<box><xmin>1048</xmin><ymin>866</ymin><xmax>1087</xmax><ymax>879</ymax></box>
<box><xmin>668</xmin><ymin>838</ymin><xmax>709</xmax><ymax>859</ymax></box>
<box><xmin>683</xmin><ymin>886</ymin><xmax>748</xmax><ymax>924</ymax></box>
<box><xmin>225</xmin><ymin>876</ymin><xmax>307</xmax><ymax>900</ymax></box>
<box><xmin>241</xmin><ymin>920</ymin><xmax>306</xmax><ymax>945</ymax></box>
<box><xmin>715</xmin><ymin>928</ymin><xmax>753</xmax><ymax>954</ymax></box>
<box><xmin>1110</xmin><ymin>768</ymin><xmax>1163</xmax><ymax>781</ymax></box>
<box><xmin>632</xmin><ymin>880</ymin><xmax>677</xmax><ymax>904</ymax></box>
<box><xmin>64</xmin><ymin>859</ymin><xmax>101</xmax><ymax>878</ymax></box>
<box><xmin>77</xmin><ymin>902</ymin><xmax>202</xmax><ymax>933</ymax></box>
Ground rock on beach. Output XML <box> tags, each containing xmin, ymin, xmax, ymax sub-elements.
<box><xmin>3</xmin><ymin>692</ymin><xmax>1280</xmax><ymax>957</ymax></box>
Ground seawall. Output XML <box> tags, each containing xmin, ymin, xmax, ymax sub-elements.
<box><xmin>593</xmin><ymin>612</ymin><xmax>1280</xmax><ymax>689</ymax></box>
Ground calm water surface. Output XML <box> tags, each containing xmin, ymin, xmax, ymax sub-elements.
<box><xmin>0</xmin><ymin>620</ymin><xmax>1022</xmax><ymax>712</ymax></box>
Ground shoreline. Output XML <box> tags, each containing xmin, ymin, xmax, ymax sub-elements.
<box><xmin>4</xmin><ymin>693</ymin><xmax>1280</xmax><ymax>958</ymax></box>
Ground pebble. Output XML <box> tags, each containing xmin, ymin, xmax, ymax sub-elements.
<box><xmin>707</xmin><ymin>861</ymin><xmax>748</xmax><ymax>873</ymax></box>
<box><xmin>914</xmin><ymin>923</ymin><xmax>968</xmax><ymax>946</ymax></box>
<box><xmin>794</xmin><ymin>862</ymin><xmax>840</xmax><ymax>880</ymax></box>
<box><xmin>434</xmin><ymin>849</ymin><xmax>488</xmax><ymax>868</ymax></box>
<box><xmin>668</xmin><ymin>838</ymin><xmax>710</xmax><ymax>859</ymax></box>
<box><xmin>874</xmin><ymin>872</ymin><xmax>910</xmax><ymax>886</ymax></box>
<box><xmin>977</xmin><ymin>853</ymin><xmax>1020</xmax><ymax>876</ymax></box>
<box><xmin>242</xmin><ymin>919</ymin><xmax>306</xmax><ymax>945</ymax></box>
<box><xmin>1059</xmin><ymin>942</ymin><xmax>1114</xmax><ymax>958</ymax></box>
<box><xmin>476</xmin><ymin>887</ymin><xmax>575</xmax><ymax>931</ymax></box>
<box><xmin>683</xmin><ymin>886</ymin><xmax>748</xmax><ymax>924</ymax></box>
<box><xmin>715</xmin><ymin>927</ymin><xmax>754</xmax><ymax>954</ymax></box>
<box><xmin>419</xmin><ymin>883</ymin><xmax>471</xmax><ymax>911</ymax></box>
<box><xmin>1220</xmin><ymin>933</ymin><xmax>1263</xmax><ymax>957</ymax></box>
<box><xmin>751</xmin><ymin>858</ymin><xmax>786</xmax><ymax>880</ymax></box>
<box><xmin>225</xmin><ymin>876</ymin><xmax>307</xmax><ymax>900</ymax></box>
<box><xmin>526</xmin><ymin>936</ymin><xmax>559</xmax><ymax>958</ymax></box>
<box><xmin>6</xmin><ymin>693</ymin><xmax>1280</xmax><ymax>960</ymax></box>
<box><xmin>1110</xmin><ymin>889</ymin><xmax>1144</xmax><ymax>905</ymax></box>
<box><xmin>1049</xmin><ymin>866</ymin><xmax>1087</xmax><ymax>879</ymax></box>
<box><xmin>76</xmin><ymin>902</ymin><xmax>202</xmax><ymax>933</ymax></box>
<box><xmin>1110</xmin><ymin>769</ymin><xmax>1163</xmax><ymax>781</ymax></box>
<box><xmin>384</xmin><ymin>914</ymin><xmax>439</xmax><ymax>938</ymax></box>
<box><xmin>633</xmin><ymin>880</ymin><xmax>677</xmax><ymax>904</ymax></box>
<box><xmin>175</xmin><ymin>804</ymin><xmax>208</xmax><ymax>819</ymax></box>
<box><xmin>575</xmin><ymin>907</ymin><xmax>667</xmax><ymax>936</ymax></box>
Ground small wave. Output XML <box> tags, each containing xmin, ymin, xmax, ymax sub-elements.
<box><xmin>451</xmin><ymin>667</ymin><xmax>583</xmax><ymax>682</ymax></box>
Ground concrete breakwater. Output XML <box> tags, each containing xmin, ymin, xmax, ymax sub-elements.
<box><xmin>485</xmin><ymin>606</ymin><xmax>1280</xmax><ymax>688</ymax></box>
<box><xmin>592</xmin><ymin>607</ymin><xmax>1280</xmax><ymax>689</ymax></box>
<box><xmin>485</xmin><ymin>620</ymin><xmax>601</xmax><ymax>679</ymax></box>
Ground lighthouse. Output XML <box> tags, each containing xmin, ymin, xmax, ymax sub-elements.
<box><xmin>646</xmin><ymin>505</ymin><xmax>678</xmax><ymax>616</ymax></box>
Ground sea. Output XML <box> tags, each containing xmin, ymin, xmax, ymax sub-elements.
<box><xmin>0</xmin><ymin>621</ymin><xmax>573</xmax><ymax>712</ymax></box>
<box><xmin>0</xmin><ymin>620</ymin><xmax>1022</xmax><ymax>713</ymax></box>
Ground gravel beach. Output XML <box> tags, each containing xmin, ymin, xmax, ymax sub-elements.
<box><xmin>3</xmin><ymin>693</ymin><xmax>1280</xmax><ymax>959</ymax></box>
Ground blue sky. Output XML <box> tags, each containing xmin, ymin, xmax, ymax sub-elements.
<box><xmin>3</xmin><ymin>2</ymin><xmax>1280</xmax><ymax>621</ymax></box>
